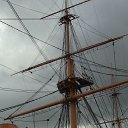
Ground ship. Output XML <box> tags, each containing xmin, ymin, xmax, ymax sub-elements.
<box><xmin>0</xmin><ymin>0</ymin><xmax>128</xmax><ymax>128</ymax></box>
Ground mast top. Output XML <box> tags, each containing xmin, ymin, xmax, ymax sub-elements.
<box><xmin>59</xmin><ymin>0</ymin><xmax>78</xmax><ymax>24</ymax></box>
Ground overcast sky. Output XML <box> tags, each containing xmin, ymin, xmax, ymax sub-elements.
<box><xmin>0</xmin><ymin>0</ymin><xmax>128</xmax><ymax>128</ymax></box>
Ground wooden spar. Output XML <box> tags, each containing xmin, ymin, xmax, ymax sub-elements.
<box><xmin>96</xmin><ymin>118</ymin><xmax>128</xmax><ymax>125</ymax></box>
<box><xmin>40</xmin><ymin>0</ymin><xmax>91</xmax><ymax>20</ymax></box>
<box><xmin>6</xmin><ymin>79</ymin><xmax>128</xmax><ymax>120</ymax></box>
<box><xmin>12</xmin><ymin>34</ymin><xmax>128</xmax><ymax>75</ymax></box>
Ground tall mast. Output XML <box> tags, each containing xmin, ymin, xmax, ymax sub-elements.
<box><xmin>112</xmin><ymin>93</ymin><xmax>121</xmax><ymax>128</ymax></box>
<box><xmin>111</xmin><ymin>60</ymin><xmax>121</xmax><ymax>128</ymax></box>
<box><xmin>64</xmin><ymin>0</ymin><xmax>77</xmax><ymax>128</ymax></box>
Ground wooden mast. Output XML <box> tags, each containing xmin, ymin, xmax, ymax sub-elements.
<box><xmin>112</xmin><ymin>93</ymin><xmax>121</xmax><ymax>128</ymax></box>
<box><xmin>64</xmin><ymin>0</ymin><xmax>77</xmax><ymax>127</ymax></box>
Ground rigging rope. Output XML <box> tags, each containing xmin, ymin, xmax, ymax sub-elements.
<box><xmin>6</xmin><ymin>0</ymin><xmax>60</xmax><ymax>78</ymax></box>
<box><xmin>0</xmin><ymin>20</ymin><xmax>62</xmax><ymax>51</ymax></box>
<box><xmin>6</xmin><ymin>60</ymin><xmax>66</xmax><ymax>117</ymax></box>
<box><xmin>0</xmin><ymin>90</ymin><xmax>58</xmax><ymax>113</ymax></box>
<box><xmin>1</xmin><ymin>0</ymin><xmax>53</xmax><ymax>15</ymax></box>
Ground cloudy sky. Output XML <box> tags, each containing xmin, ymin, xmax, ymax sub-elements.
<box><xmin>0</xmin><ymin>0</ymin><xmax>128</xmax><ymax>128</ymax></box>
